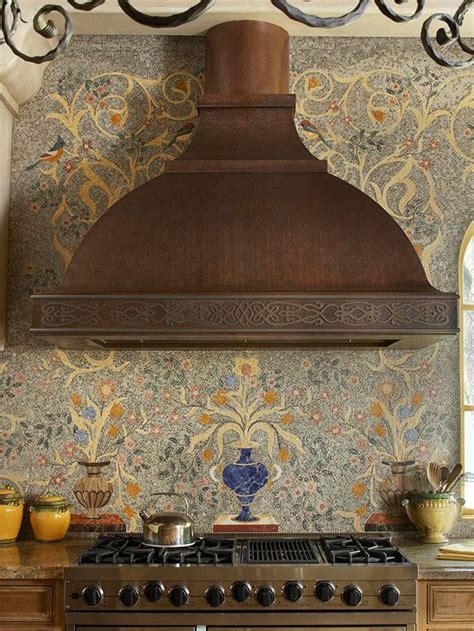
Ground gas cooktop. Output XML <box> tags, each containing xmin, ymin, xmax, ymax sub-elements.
<box><xmin>65</xmin><ymin>534</ymin><xmax>417</xmax><ymax>622</ymax></box>
<box><xmin>76</xmin><ymin>535</ymin><xmax>411</xmax><ymax>567</ymax></box>
<box><xmin>78</xmin><ymin>537</ymin><xmax>238</xmax><ymax>566</ymax></box>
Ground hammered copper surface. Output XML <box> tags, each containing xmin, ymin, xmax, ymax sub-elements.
<box><xmin>30</xmin><ymin>21</ymin><xmax>458</xmax><ymax>348</ymax></box>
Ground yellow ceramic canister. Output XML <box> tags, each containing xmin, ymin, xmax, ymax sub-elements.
<box><xmin>29</xmin><ymin>495</ymin><xmax>71</xmax><ymax>542</ymax></box>
<box><xmin>0</xmin><ymin>486</ymin><xmax>24</xmax><ymax>544</ymax></box>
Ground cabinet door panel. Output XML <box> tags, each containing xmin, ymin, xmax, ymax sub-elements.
<box><xmin>0</xmin><ymin>584</ymin><xmax>53</xmax><ymax>622</ymax></box>
<box><xmin>428</xmin><ymin>582</ymin><xmax>474</xmax><ymax>624</ymax></box>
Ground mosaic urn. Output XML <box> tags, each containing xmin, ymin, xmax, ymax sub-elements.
<box><xmin>73</xmin><ymin>461</ymin><xmax>113</xmax><ymax>519</ymax></box>
<box><xmin>222</xmin><ymin>445</ymin><xmax>269</xmax><ymax>522</ymax></box>
<box><xmin>379</xmin><ymin>460</ymin><xmax>417</xmax><ymax>518</ymax></box>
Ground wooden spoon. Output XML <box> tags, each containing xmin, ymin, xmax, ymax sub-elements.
<box><xmin>427</xmin><ymin>462</ymin><xmax>444</xmax><ymax>493</ymax></box>
<box><xmin>441</xmin><ymin>463</ymin><xmax>462</xmax><ymax>493</ymax></box>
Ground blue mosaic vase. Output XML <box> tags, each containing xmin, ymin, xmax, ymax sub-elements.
<box><xmin>222</xmin><ymin>448</ymin><xmax>269</xmax><ymax>522</ymax></box>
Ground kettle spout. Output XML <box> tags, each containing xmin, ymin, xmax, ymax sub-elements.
<box><xmin>139</xmin><ymin>508</ymin><xmax>152</xmax><ymax>522</ymax></box>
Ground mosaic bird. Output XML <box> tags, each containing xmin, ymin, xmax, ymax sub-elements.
<box><xmin>26</xmin><ymin>136</ymin><xmax>65</xmax><ymax>171</ymax></box>
<box><xmin>300</xmin><ymin>119</ymin><xmax>321</xmax><ymax>137</ymax></box>
<box><xmin>164</xmin><ymin>122</ymin><xmax>195</xmax><ymax>150</ymax></box>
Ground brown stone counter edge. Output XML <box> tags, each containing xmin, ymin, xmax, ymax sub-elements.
<box><xmin>0</xmin><ymin>539</ymin><xmax>91</xmax><ymax>580</ymax></box>
<box><xmin>396</xmin><ymin>538</ymin><xmax>474</xmax><ymax>580</ymax></box>
<box><xmin>0</xmin><ymin>537</ymin><xmax>473</xmax><ymax>581</ymax></box>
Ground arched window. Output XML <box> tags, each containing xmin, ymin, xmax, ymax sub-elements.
<box><xmin>461</xmin><ymin>222</ymin><xmax>474</xmax><ymax>513</ymax></box>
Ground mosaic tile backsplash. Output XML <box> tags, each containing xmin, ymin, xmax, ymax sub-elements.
<box><xmin>2</xmin><ymin>35</ymin><xmax>473</xmax><ymax>533</ymax></box>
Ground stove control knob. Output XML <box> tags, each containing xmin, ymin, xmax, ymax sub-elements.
<box><xmin>283</xmin><ymin>581</ymin><xmax>304</xmax><ymax>602</ymax></box>
<box><xmin>257</xmin><ymin>586</ymin><xmax>276</xmax><ymax>607</ymax></box>
<box><xmin>314</xmin><ymin>581</ymin><xmax>335</xmax><ymax>602</ymax></box>
<box><xmin>82</xmin><ymin>585</ymin><xmax>103</xmax><ymax>607</ymax></box>
<box><xmin>379</xmin><ymin>584</ymin><xmax>400</xmax><ymax>607</ymax></box>
<box><xmin>342</xmin><ymin>585</ymin><xmax>362</xmax><ymax>607</ymax></box>
<box><xmin>231</xmin><ymin>581</ymin><xmax>252</xmax><ymax>603</ymax></box>
<box><xmin>206</xmin><ymin>585</ymin><xmax>225</xmax><ymax>607</ymax></box>
<box><xmin>144</xmin><ymin>582</ymin><xmax>163</xmax><ymax>603</ymax></box>
<box><xmin>119</xmin><ymin>585</ymin><xmax>139</xmax><ymax>607</ymax></box>
<box><xmin>169</xmin><ymin>585</ymin><xmax>189</xmax><ymax>607</ymax></box>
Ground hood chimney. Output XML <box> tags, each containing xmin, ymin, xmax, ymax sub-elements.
<box><xmin>205</xmin><ymin>21</ymin><xmax>289</xmax><ymax>94</ymax></box>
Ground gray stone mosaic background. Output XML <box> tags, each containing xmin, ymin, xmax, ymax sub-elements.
<box><xmin>2</xmin><ymin>34</ymin><xmax>473</xmax><ymax>533</ymax></box>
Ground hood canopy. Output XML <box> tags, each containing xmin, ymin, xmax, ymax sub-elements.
<box><xmin>31</xmin><ymin>21</ymin><xmax>458</xmax><ymax>349</ymax></box>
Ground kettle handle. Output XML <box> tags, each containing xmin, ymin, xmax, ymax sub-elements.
<box><xmin>150</xmin><ymin>492</ymin><xmax>190</xmax><ymax>515</ymax></box>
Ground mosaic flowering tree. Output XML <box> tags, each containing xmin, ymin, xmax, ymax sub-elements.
<box><xmin>338</xmin><ymin>347</ymin><xmax>447</xmax><ymax>527</ymax></box>
<box><xmin>38</xmin><ymin>351</ymin><xmax>152</xmax><ymax>527</ymax></box>
<box><xmin>186</xmin><ymin>358</ymin><xmax>311</xmax><ymax>521</ymax></box>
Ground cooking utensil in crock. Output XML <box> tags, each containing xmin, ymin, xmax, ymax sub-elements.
<box><xmin>427</xmin><ymin>462</ymin><xmax>444</xmax><ymax>493</ymax></box>
<box><xmin>441</xmin><ymin>463</ymin><xmax>463</xmax><ymax>493</ymax></box>
<box><xmin>140</xmin><ymin>492</ymin><xmax>195</xmax><ymax>548</ymax></box>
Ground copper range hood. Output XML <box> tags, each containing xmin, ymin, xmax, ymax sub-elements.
<box><xmin>31</xmin><ymin>21</ymin><xmax>458</xmax><ymax>350</ymax></box>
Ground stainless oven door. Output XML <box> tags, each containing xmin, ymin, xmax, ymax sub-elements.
<box><xmin>70</xmin><ymin>613</ymin><xmax>415</xmax><ymax>630</ymax></box>
<box><xmin>209</xmin><ymin>628</ymin><xmax>409</xmax><ymax>631</ymax></box>
<box><xmin>75</xmin><ymin>627</ymin><xmax>409</xmax><ymax>631</ymax></box>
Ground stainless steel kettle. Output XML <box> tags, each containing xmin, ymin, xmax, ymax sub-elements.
<box><xmin>139</xmin><ymin>492</ymin><xmax>195</xmax><ymax>548</ymax></box>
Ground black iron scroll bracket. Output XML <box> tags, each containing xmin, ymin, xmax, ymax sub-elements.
<box><xmin>0</xmin><ymin>0</ymin><xmax>472</xmax><ymax>68</ymax></box>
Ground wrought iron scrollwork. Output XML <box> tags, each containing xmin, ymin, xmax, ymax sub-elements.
<box><xmin>0</xmin><ymin>0</ymin><xmax>21</xmax><ymax>43</ymax></box>
<box><xmin>116</xmin><ymin>0</ymin><xmax>215</xmax><ymax>28</ymax></box>
<box><xmin>0</xmin><ymin>0</ymin><xmax>472</xmax><ymax>67</ymax></box>
<box><xmin>67</xmin><ymin>0</ymin><xmax>105</xmax><ymax>11</ymax></box>
<box><xmin>270</xmin><ymin>0</ymin><xmax>370</xmax><ymax>28</ymax></box>
<box><xmin>270</xmin><ymin>0</ymin><xmax>472</xmax><ymax>68</ymax></box>
<box><xmin>374</xmin><ymin>0</ymin><xmax>425</xmax><ymax>23</ymax></box>
<box><xmin>421</xmin><ymin>1</ymin><xmax>473</xmax><ymax>68</ymax></box>
<box><xmin>1</xmin><ymin>0</ymin><xmax>72</xmax><ymax>63</ymax></box>
<box><xmin>0</xmin><ymin>0</ymin><xmax>215</xmax><ymax>63</ymax></box>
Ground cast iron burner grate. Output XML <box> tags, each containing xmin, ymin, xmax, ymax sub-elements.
<box><xmin>246</xmin><ymin>539</ymin><xmax>320</xmax><ymax>564</ymax></box>
<box><xmin>322</xmin><ymin>536</ymin><xmax>408</xmax><ymax>565</ymax></box>
<box><xmin>77</xmin><ymin>537</ymin><xmax>236</xmax><ymax>566</ymax></box>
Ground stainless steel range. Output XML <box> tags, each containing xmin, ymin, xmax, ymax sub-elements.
<box><xmin>65</xmin><ymin>534</ymin><xmax>417</xmax><ymax>631</ymax></box>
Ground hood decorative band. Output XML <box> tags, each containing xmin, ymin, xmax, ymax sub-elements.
<box><xmin>32</xmin><ymin>294</ymin><xmax>457</xmax><ymax>350</ymax></box>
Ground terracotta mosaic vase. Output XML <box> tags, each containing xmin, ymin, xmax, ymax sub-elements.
<box><xmin>73</xmin><ymin>461</ymin><xmax>113</xmax><ymax>519</ymax></box>
<box><xmin>402</xmin><ymin>492</ymin><xmax>465</xmax><ymax>543</ymax></box>
<box><xmin>222</xmin><ymin>448</ymin><xmax>269</xmax><ymax>522</ymax></box>
<box><xmin>379</xmin><ymin>460</ymin><xmax>417</xmax><ymax>518</ymax></box>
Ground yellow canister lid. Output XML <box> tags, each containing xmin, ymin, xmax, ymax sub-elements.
<box><xmin>0</xmin><ymin>486</ymin><xmax>22</xmax><ymax>504</ymax></box>
<box><xmin>30</xmin><ymin>495</ymin><xmax>69</xmax><ymax>509</ymax></box>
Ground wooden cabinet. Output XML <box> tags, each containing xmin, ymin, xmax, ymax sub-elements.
<box><xmin>418</xmin><ymin>580</ymin><xmax>474</xmax><ymax>630</ymax></box>
<box><xmin>0</xmin><ymin>579</ymin><xmax>63</xmax><ymax>630</ymax></box>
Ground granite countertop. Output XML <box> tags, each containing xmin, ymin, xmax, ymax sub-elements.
<box><xmin>1</xmin><ymin>536</ymin><xmax>474</xmax><ymax>581</ymax></box>
<box><xmin>396</xmin><ymin>537</ymin><xmax>474</xmax><ymax>580</ymax></box>
<box><xmin>0</xmin><ymin>538</ymin><xmax>90</xmax><ymax>579</ymax></box>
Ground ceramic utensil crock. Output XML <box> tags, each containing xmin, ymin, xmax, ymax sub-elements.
<box><xmin>140</xmin><ymin>492</ymin><xmax>195</xmax><ymax>547</ymax></box>
<box><xmin>29</xmin><ymin>495</ymin><xmax>71</xmax><ymax>542</ymax></box>
<box><xmin>0</xmin><ymin>486</ymin><xmax>24</xmax><ymax>544</ymax></box>
<box><xmin>402</xmin><ymin>492</ymin><xmax>465</xmax><ymax>543</ymax></box>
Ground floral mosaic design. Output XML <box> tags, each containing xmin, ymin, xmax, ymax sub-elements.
<box><xmin>27</xmin><ymin>70</ymin><xmax>202</xmax><ymax>269</ymax></box>
<box><xmin>3</xmin><ymin>36</ymin><xmax>473</xmax><ymax>533</ymax></box>
<box><xmin>292</xmin><ymin>59</ymin><xmax>473</xmax><ymax>285</ymax></box>
<box><xmin>186</xmin><ymin>357</ymin><xmax>309</xmax><ymax>463</ymax></box>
